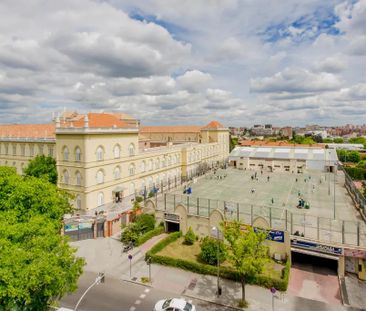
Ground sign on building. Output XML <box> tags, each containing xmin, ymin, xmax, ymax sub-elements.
<box><xmin>291</xmin><ymin>239</ymin><xmax>343</xmax><ymax>255</ymax></box>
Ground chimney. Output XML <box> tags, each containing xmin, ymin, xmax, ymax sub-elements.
<box><xmin>84</xmin><ymin>114</ymin><xmax>89</xmax><ymax>128</ymax></box>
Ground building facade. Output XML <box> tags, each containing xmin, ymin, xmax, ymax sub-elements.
<box><xmin>0</xmin><ymin>112</ymin><xmax>229</xmax><ymax>211</ymax></box>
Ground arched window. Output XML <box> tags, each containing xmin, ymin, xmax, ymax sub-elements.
<box><xmin>162</xmin><ymin>157</ymin><xmax>166</xmax><ymax>167</ymax></box>
<box><xmin>149</xmin><ymin>159</ymin><xmax>153</xmax><ymax>171</ymax></box>
<box><xmin>114</xmin><ymin>166</ymin><xmax>121</xmax><ymax>179</ymax></box>
<box><xmin>168</xmin><ymin>155</ymin><xmax>172</xmax><ymax>166</ymax></box>
<box><xmin>75</xmin><ymin>147</ymin><xmax>81</xmax><ymax>162</ymax></box>
<box><xmin>113</xmin><ymin>144</ymin><xmax>121</xmax><ymax>159</ymax></box>
<box><xmin>129</xmin><ymin>183</ymin><xmax>135</xmax><ymax>197</ymax></box>
<box><xmin>96</xmin><ymin>146</ymin><xmax>104</xmax><ymax>161</ymax></box>
<box><xmin>75</xmin><ymin>171</ymin><xmax>81</xmax><ymax>186</ymax></box>
<box><xmin>176</xmin><ymin>154</ymin><xmax>179</xmax><ymax>163</ymax></box>
<box><xmin>96</xmin><ymin>170</ymin><xmax>104</xmax><ymax>184</ymax></box>
<box><xmin>129</xmin><ymin>163</ymin><xmax>135</xmax><ymax>176</ymax></box>
<box><xmin>141</xmin><ymin>161</ymin><xmax>146</xmax><ymax>173</ymax></box>
<box><xmin>63</xmin><ymin>170</ymin><xmax>69</xmax><ymax>184</ymax></box>
<box><xmin>97</xmin><ymin>192</ymin><xmax>104</xmax><ymax>207</ymax></box>
<box><xmin>155</xmin><ymin>158</ymin><xmax>160</xmax><ymax>169</ymax></box>
<box><xmin>63</xmin><ymin>146</ymin><xmax>69</xmax><ymax>161</ymax></box>
<box><xmin>128</xmin><ymin>143</ymin><xmax>135</xmax><ymax>156</ymax></box>
<box><xmin>76</xmin><ymin>195</ymin><xmax>81</xmax><ymax>209</ymax></box>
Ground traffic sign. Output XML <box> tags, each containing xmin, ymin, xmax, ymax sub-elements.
<box><xmin>270</xmin><ymin>287</ymin><xmax>276</xmax><ymax>294</ymax></box>
<box><xmin>128</xmin><ymin>254</ymin><xmax>133</xmax><ymax>260</ymax></box>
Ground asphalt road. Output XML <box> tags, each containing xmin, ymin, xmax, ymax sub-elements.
<box><xmin>59</xmin><ymin>271</ymin><xmax>235</xmax><ymax>311</ymax></box>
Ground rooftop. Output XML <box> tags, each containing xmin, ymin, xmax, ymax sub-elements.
<box><xmin>240</xmin><ymin>140</ymin><xmax>324</xmax><ymax>148</ymax></box>
<box><xmin>0</xmin><ymin>124</ymin><xmax>55</xmax><ymax>140</ymax></box>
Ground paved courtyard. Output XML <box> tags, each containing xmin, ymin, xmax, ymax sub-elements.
<box><xmin>158</xmin><ymin>168</ymin><xmax>366</xmax><ymax>246</ymax></box>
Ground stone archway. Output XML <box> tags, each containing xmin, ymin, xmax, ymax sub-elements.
<box><xmin>252</xmin><ymin>216</ymin><xmax>270</xmax><ymax>229</ymax></box>
<box><xmin>144</xmin><ymin>199</ymin><xmax>156</xmax><ymax>215</ymax></box>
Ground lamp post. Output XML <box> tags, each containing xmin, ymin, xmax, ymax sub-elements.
<box><xmin>211</xmin><ymin>226</ymin><xmax>222</xmax><ymax>296</ymax></box>
<box><xmin>328</xmin><ymin>150</ymin><xmax>331</xmax><ymax>196</ymax></box>
<box><xmin>333</xmin><ymin>167</ymin><xmax>336</xmax><ymax>220</ymax></box>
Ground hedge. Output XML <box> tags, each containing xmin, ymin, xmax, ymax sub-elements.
<box><xmin>146</xmin><ymin>232</ymin><xmax>290</xmax><ymax>291</ymax></box>
<box><xmin>136</xmin><ymin>225</ymin><xmax>165</xmax><ymax>246</ymax></box>
<box><xmin>345</xmin><ymin>167</ymin><xmax>366</xmax><ymax>180</ymax></box>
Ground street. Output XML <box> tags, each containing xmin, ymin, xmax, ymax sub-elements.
<box><xmin>59</xmin><ymin>271</ymin><xmax>235</xmax><ymax>311</ymax></box>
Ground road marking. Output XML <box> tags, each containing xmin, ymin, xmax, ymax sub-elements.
<box><xmin>144</xmin><ymin>288</ymin><xmax>150</xmax><ymax>293</ymax></box>
<box><xmin>135</xmin><ymin>300</ymin><xmax>141</xmax><ymax>305</ymax></box>
<box><xmin>129</xmin><ymin>307</ymin><xmax>136</xmax><ymax>311</ymax></box>
<box><xmin>139</xmin><ymin>294</ymin><xmax>146</xmax><ymax>299</ymax></box>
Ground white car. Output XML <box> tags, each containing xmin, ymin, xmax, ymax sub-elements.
<box><xmin>153</xmin><ymin>298</ymin><xmax>195</xmax><ymax>311</ymax></box>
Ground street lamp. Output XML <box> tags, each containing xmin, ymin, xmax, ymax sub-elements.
<box><xmin>211</xmin><ymin>226</ymin><xmax>222</xmax><ymax>296</ymax></box>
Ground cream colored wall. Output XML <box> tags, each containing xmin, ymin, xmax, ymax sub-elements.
<box><xmin>237</xmin><ymin>158</ymin><xmax>306</xmax><ymax>172</ymax></box>
<box><xmin>140</xmin><ymin>132</ymin><xmax>200</xmax><ymax>143</ymax></box>
<box><xmin>0</xmin><ymin>140</ymin><xmax>55</xmax><ymax>174</ymax></box>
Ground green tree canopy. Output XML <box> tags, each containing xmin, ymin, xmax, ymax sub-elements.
<box><xmin>0</xmin><ymin>166</ymin><xmax>84</xmax><ymax>310</ymax></box>
<box><xmin>349</xmin><ymin>137</ymin><xmax>366</xmax><ymax>149</ymax></box>
<box><xmin>337</xmin><ymin>150</ymin><xmax>361</xmax><ymax>163</ymax></box>
<box><xmin>223</xmin><ymin>222</ymin><xmax>269</xmax><ymax>306</ymax></box>
<box><xmin>24</xmin><ymin>155</ymin><xmax>58</xmax><ymax>184</ymax></box>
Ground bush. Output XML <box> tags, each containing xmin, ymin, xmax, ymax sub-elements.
<box><xmin>135</xmin><ymin>196</ymin><xmax>144</xmax><ymax>203</ymax></box>
<box><xmin>148</xmin><ymin>191</ymin><xmax>155</xmax><ymax>198</ymax></box>
<box><xmin>146</xmin><ymin>232</ymin><xmax>290</xmax><ymax>291</ymax></box>
<box><xmin>135</xmin><ymin>213</ymin><xmax>156</xmax><ymax>233</ymax></box>
<box><xmin>136</xmin><ymin>225</ymin><xmax>165</xmax><ymax>246</ymax></box>
<box><xmin>199</xmin><ymin>236</ymin><xmax>226</xmax><ymax>265</ymax></box>
<box><xmin>121</xmin><ymin>226</ymin><xmax>139</xmax><ymax>244</ymax></box>
<box><xmin>345</xmin><ymin>167</ymin><xmax>366</xmax><ymax>180</ymax></box>
<box><xmin>183</xmin><ymin>227</ymin><xmax>196</xmax><ymax>245</ymax></box>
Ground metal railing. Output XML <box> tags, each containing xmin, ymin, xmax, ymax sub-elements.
<box><xmin>158</xmin><ymin>192</ymin><xmax>366</xmax><ymax>247</ymax></box>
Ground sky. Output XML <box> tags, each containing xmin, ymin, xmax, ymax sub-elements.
<box><xmin>0</xmin><ymin>0</ymin><xmax>366</xmax><ymax>127</ymax></box>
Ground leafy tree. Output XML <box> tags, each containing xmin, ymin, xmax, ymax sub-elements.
<box><xmin>183</xmin><ymin>227</ymin><xmax>196</xmax><ymax>245</ymax></box>
<box><xmin>229</xmin><ymin>136</ymin><xmax>238</xmax><ymax>152</ymax></box>
<box><xmin>0</xmin><ymin>167</ymin><xmax>73</xmax><ymax>222</ymax></box>
<box><xmin>223</xmin><ymin>222</ymin><xmax>269</xmax><ymax>306</ymax></box>
<box><xmin>199</xmin><ymin>236</ymin><xmax>226</xmax><ymax>265</ymax></box>
<box><xmin>349</xmin><ymin>137</ymin><xmax>366</xmax><ymax>149</ymax></box>
<box><xmin>333</xmin><ymin>138</ymin><xmax>344</xmax><ymax>143</ymax></box>
<box><xmin>357</xmin><ymin>160</ymin><xmax>366</xmax><ymax>170</ymax></box>
<box><xmin>24</xmin><ymin>155</ymin><xmax>57</xmax><ymax>184</ymax></box>
<box><xmin>337</xmin><ymin>150</ymin><xmax>361</xmax><ymax>163</ymax></box>
<box><xmin>121</xmin><ymin>213</ymin><xmax>156</xmax><ymax>243</ymax></box>
<box><xmin>0</xmin><ymin>167</ymin><xmax>84</xmax><ymax>310</ymax></box>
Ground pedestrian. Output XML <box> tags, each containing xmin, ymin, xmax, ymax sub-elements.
<box><xmin>295</xmin><ymin>178</ymin><xmax>298</xmax><ymax>182</ymax></box>
<box><xmin>261</xmin><ymin>170</ymin><xmax>263</xmax><ymax>175</ymax></box>
<box><xmin>271</xmin><ymin>198</ymin><xmax>274</xmax><ymax>204</ymax></box>
<box><xmin>267</xmin><ymin>176</ymin><xmax>270</xmax><ymax>182</ymax></box>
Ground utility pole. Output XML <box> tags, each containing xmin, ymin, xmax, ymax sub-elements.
<box><xmin>333</xmin><ymin>170</ymin><xmax>336</xmax><ymax>219</ymax></box>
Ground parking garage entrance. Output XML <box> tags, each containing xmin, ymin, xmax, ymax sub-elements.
<box><xmin>289</xmin><ymin>248</ymin><xmax>341</xmax><ymax>305</ymax></box>
<box><xmin>164</xmin><ymin>212</ymin><xmax>180</xmax><ymax>233</ymax></box>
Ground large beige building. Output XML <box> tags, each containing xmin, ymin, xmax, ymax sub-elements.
<box><xmin>0</xmin><ymin>112</ymin><xmax>229</xmax><ymax>211</ymax></box>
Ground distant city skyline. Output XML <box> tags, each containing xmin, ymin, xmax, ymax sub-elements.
<box><xmin>0</xmin><ymin>0</ymin><xmax>366</xmax><ymax>126</ymax></box>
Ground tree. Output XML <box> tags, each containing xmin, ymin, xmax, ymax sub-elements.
<box><xmin>333</xmin><ymin>138</ymin><xmax>344</xmax><ymax>144</ymax></box>
<box><xmin>0</xmin><ymin>167</ymin><xmax>84</xmax><ymax>310</ymax></box>
<box><xmin>24</xmin><ymin>155</ymin><xmax>58</xmax><ymax>184</ymax></box>
<box><xmin>199</xmin><ymin>236</ymin><xmax>226</xmax><ymax>265</ymax></box>
<box><xmin>223</xmin><ymin>222</ymin><xmax>269</xmax><ymax>306</ymax></box>
<box><xmin>349</xmin><ymin>137</ymin><xmax>366</xmax><ymax>149</ymax></box>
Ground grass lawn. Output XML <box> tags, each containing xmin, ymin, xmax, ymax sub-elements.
<box><xmin>157</xmin><ymin>237</ymin><xmax>284</xmax><ymax>280</ymax></box>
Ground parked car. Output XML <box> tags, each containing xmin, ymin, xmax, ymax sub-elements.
<box><xmin>153</xmin><ymin>298</ymin><xmax>195</xmax><ymax>311</ymax></box>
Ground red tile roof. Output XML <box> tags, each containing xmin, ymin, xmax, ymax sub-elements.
<box><xmin>140</xmin><ymin>125</ymin><xmax>202</xmax><ymax>133</ymax></box>
<box><xmin>0</xmin><ymin>124</ymin><xmax>55</xmax><ymax>139</ymax></box>
<box><xmin>60</xmin><ymin>113</ymin><xmax>134</xmax><ymax>128</ymax></box>
<box><xmin>202</xmin><ymin>121</ymin><xmax>225</xmax><ymax>129</ymax></box>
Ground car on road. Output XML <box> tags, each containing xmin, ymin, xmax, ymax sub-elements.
<box><xmin>153</xmin><ymin>298</ymin><xmax>195</xmax><ymax>311</ymax></box>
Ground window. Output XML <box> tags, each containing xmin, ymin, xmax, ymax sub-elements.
<box><xmin>129</xmin><ymin>163</ymin><xmax>135</xmax><ymax>176</ymax></box>
<box><xmin>38</xmin><ymin>145</ymin><xmax>43</xmax><ymax>155</ymax></box>
<box><xmin>48</xmin><ymin>146</ymin><xmax>53</xmax><ymax>157</ymax></box>
<box><xmin>162</xmin><ymin>157</ymin><xmax>166</xmax><ymax>168</ymax></box>
<box><xmin>113</xmin><ymin>145</ymin><xmax>121</xmax><ymax>158</ymax></box>
<box><xmin>114</xmin><ymin>166</ymin><xmax>121</xmax><ymax>179</ymax></box>
<box><xmin>168</xmin><ymin>155</ymin><xmax>172</xmax><ymax>166</ymax></box>
<box><xmin>97</xmin><ymin>192</ymin><xmax>104</xmax><ymax>207</ymax></box>
<box><xmin>12</xmin><ymin>144</ymin><xmax>16</xmax><ymax>155</ymax></box>
<box><xmin>96</xmin><ymin>146</ymin><xmax>104</xmax><ymax>161</ymax></box>
<box><xmin>21</xmin><ymin>145</ymin><xmax>25</xmax><ymax>156</ymax></box>
<box><xmin>5</xmin><ymin>144</ymin><xmax>9</xmax><ymax>155</ymax></box>
<box><xmin>75</xmin><ymin>147</ymin><xmax>81</xmax><ymax>162</ymax></box>
<box><xmin>63</xmin><ymin>146</ymin><xmax>69</xmax><ymax>161</ymax></box>
<box><xmin>155</xmin><ymin>158</ymin><xmax>160</xmax><ymax>169</ymax></box>
<box><xmin>129</xmin><ymin>183</ymin><xmax>135</xmax><ymax>196</ymax></box>
<box><xmin>76</xmin><ymin>195</ymin><xmax>81</xmax><ymax>209</ymax></box>
<box><xmin>96</xmin><ymin>170</ymin><xmax>104</xmax><ymax>184</ymax></box>
<box><xmin>75</xmin><ymin>171</ymin><xmax>81</xmax><ymax>186</ymax></box>
<box><xmin>141</xmin><ymin>161</ymin><xmax>146</xmax><ymax>173</ymax></box>
<box><xmin>63</xmin><ymin>170</ymin><xmax>69</xmax><ymax>184</ymax></box>
<box><xmin>128</xmin><ymin>143</ymin><xmax>135</xmax><ymax>156</ymax></box>
<box><xmin>149</xmin><ymin>159</ymin><xmax>153</xmax><ymax>171</ymax></box>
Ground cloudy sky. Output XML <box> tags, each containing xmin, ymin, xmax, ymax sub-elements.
<box><xmin>0</xmin><ymin>0</ymin><xmax>365</xmax><ymax>126</ymax></box>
